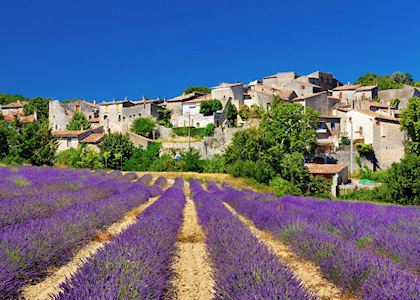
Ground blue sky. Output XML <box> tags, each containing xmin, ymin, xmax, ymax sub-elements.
<box><xmin>1</xmin><ymin>0</ymin><xmax>419</xmax><ymax>100</ymax></box>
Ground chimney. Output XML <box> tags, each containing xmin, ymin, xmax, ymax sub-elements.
<box><xmin>163</xmin><ymin>96</ymin><xmax>167</xmax><ymax>102</ymax></box>
<box><xmin>93</xmin><ymin>99</ymin><xmax>96</xmax><ymax>105</ymax></box>
<box><xmin>33</xmin><ymin>110</ymin><xmax>37</xmax><ymax>121</ymax></box>
<box><xmin>157</xmin><ymin>96</ymin><xmax>161</xmax><ymax>102</ymax></box>
<box><xmin>124</xmin><ymin>96</ymin><xmax>128</xmax><ymax>101</ymax></box>
<box><xmin>112</xmin><ymin>98</ymin><xmax>115</xmax><ymax>103</ymax></box>
<box><xmin>142</xmin><ymin>95</ymin><xmax>146</xmax><ymax>101</ymax></box>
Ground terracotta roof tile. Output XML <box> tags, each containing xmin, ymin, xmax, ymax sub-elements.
<box><xmin>354</xmin><ymin>109</ymin><xmax>400</xmax><ymax>122</ymax></box>
<box><xmin>333</xmin><ymin>84</ymin><xmax>362</xmax><ymax>91</ymax></box>
<box><xmin>53</xmin><ymin>129</ymin><xmax>90</xmax><ymax>138</ymax></box>
<box><xmin>306</xmin><ymin>163</ymin><xmax>347</xmax><ymax>174</ymax></box>
<box><xmin>356</xmin><ymin>85</ymin><xmax>377</xmax><ymax>92</ymax></box>
<box><xmin>81</xmin><ymin>133</ymin><xmax>104</xmax><ymax>143</ymax></box>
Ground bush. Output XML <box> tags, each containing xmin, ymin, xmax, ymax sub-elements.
<box><xmin>122</xmin><ymin>143</ymin><xmax>161</xmax><ymax>171</ymax></box>
<box><xmin>184</xmin><ymin>86</ymin><xmax>211</xmax><ymax>94</ymax></box>
<box><xmin>269</xmin><ymin>177</ymin><xmax>301</xmax><ymax>197</ymax></box>
<box><xmin>377</xmin><ymin>154</ymin><xmax>420</xmax><ymax>205</ymax></box>
<box><xmin>340</xmin><ymin>136</ymin><xmax>350</xmax><ymax>146</ymax></box>
<box><xmin>99</xmin><ymin>133</ymin><xmax>134</xmax><ymax>169</ymax></box>
<box><xmin>181</xmin><ymin>149</ymin><xmax>204</xmax><ymax>172</ymax></box>
<box><xmin>55</xmin><ymin>144</ymin><xmax>104</xmax><ymax>169</ymax></box>
<box><xmin>67</xmin><ymin>112</ymin><xmax>91</xmax><ymax>130</ymax></box>
<box><xmin>239</xmin><ymin>105</ymin><xmax>251</xmax><ymax>121</ymax></box>
<box><xmin>204</xmin><ymin>123</ymin><xmax>215</xmax><ymax>136</ymax></box>
<box><xmin>228</xmin><ymin>160</ymin><xmax>255</xmax><ymax>178</ymax></box>
<box><xmin>228</xmin><ymin>159</ymin><xmax>274</xmax><ymax>184</ymax></box>
<box><xmin>131</xmin><ymin>118</ymin><xmax>156</xmax><ymax>138</ymax></box>
<box><xmin>149</xmin><ymin>154</ymin><xmax>180</xmax><ymax>172</ymax></box>
<box><xmin>203</xmin><ymin>155</ymin><xmax>227</xmax><ymax>173</ymax></box>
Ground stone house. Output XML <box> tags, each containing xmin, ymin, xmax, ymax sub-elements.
<box><xmin>164</xmin><ymin>92</ymin><xmax>207</xmax><ymax>122</ymax></box>
<box><xmin>99</xmin><ymin>99</ymin><xmax>159</xmax><ymax>133</ymax></box>
<box><xmin>307</xmin><ymin>71</ymin><xmax>342</xmax><ymax>91</ymax></box>
<box><xmin>211</xmin><ymin>82</ymin><xmax>244</xmax><ymax>109</ymax></box>
<box><xmin>332</xmin><ymin>84</ymin><xmax>378</xmax><ymax>107</ymax></box>
<box><xmin>0</xmin><ymin>101</ymin><xmax>27</xmax><ymax>115</ymax></box>
<box><xmin>262</xmin><ymin>72</ymin><xmax>298</xmax><ymax>87</ymax></box>
<box><xmin>49</xmin><ymin>99</ymin><xmax>99</xmax><ymax>131</ymax></box>
<box><xmin>378</xmin><ymin>85</ymin><xmax>420</xmax><ymax>109</ymax></box>
<box><xmin>244</xmin><ymin>84</ymin><xmax>297</xmax><ymax>110</ymax></box>
<box><xmin>293</xmin><ymin>91</ymin><xmax>340</xmax><ymax>115</ymax></box>
<box><xmin>53</xmin><ymin>126</ymin><xmax>104</xmax><ymax>151</ymax></box>
<box><xmin>306</xmin><ymin>163</ymin><xmax>349</xmax><ymax>184</ymax></box>
<box><xmin>344</xmin><ymin>109</ymin><xmax>405</xmax><ymax>169</ymax></box>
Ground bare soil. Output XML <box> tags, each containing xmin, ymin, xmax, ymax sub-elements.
<box><xmin>172</xmin><ymin>191</ymin><xmax>214</xmax><ymax>300</ymax></box>
<box><xmin>21</xmin><ymin>195</ymin><xmax>161</xmax><ymax>300</ymax></box>
<box><xmin>224</xmin><ymin>203</ymin><xmax>356</xmax><ymax>300</ymax></box>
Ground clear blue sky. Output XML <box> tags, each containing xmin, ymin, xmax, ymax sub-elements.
<box><xmin>1</xmin><ymin>0</ymin><xmax>419</xmax><ymax>101</ymax></box>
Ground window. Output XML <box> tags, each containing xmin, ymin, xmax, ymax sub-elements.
<box><xmin>331</xmin><ymin>122</ymin><xmax>335</xmax><ymax>129</ymax></box>
<box><xmin>118</xmin><ymin>115</ymin><xmax>121</xmax><ymax>122</ymax></box>
<box><xmin>55</xmin><ymin>125</ymin><xmax>58</xmax><ymax>130</ymax></box>
<box><xmin>103</xmin><ymin>115</ymin><xmax>108</xmax><ymax>120</ymax></box>
<box><xmin>301</xmin><ymin>85</ymin><xmax>305</xmax><ymax>90</ymax></box>
<box><xmin>67</xmin><ymin>138</ymin><xmax>72</xmax><ymax>147</ymax></box>
<box><xmin>105</xmin><ymin>106</ymin><xmax>109</xmax><ymax>112</ymax></box>
<box><xmin>339</xmin><ymin>92</ymin><xmax>343</xmax><ymax>99</ymax></box>
<box><xmin>116</xmin><ymin>104</ymin><xmax>121</xmax><ymax>110</ymax></box>
<box><xmin>75</xmin><ymin>105</ymin><xmax>81</xmax><ymax>112</ymax></box>
<box><xmin>196</xmin><ymin>122</ymin><xmax>200</xmax><ymax>127</ymax></box>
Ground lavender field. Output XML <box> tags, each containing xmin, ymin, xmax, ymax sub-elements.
<box><xmin>0</xmin><ymin>166</ymin><xmax>418</xmax><ymax>299</ymax></box>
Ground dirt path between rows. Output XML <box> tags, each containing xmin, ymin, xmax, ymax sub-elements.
<box><xmin>224</xmin><ymin>203</ymin><xmax>356</xmax><ymax>300</ymax></box>
<box><xmin>21</xmin><ymin>195</ymin><xmax>161</xmax><ymax>300</ymax></box>
<box><xmin>172</xmin><ymin>188</ymin><xmax>214</xmax><ymax>300</ymax></box>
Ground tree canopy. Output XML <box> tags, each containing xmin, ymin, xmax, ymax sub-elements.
<box><xmin>131</xmin><ymin>117</ymin><xmax>156</xmax><ymax>138</ymax></box>
<box><xmin>0</xmin><ymin>94</ymin><xmax>28</xmax><ymax>105</ymax></box>
<box><xmin>199</xmin><ymin>99</ymin><xmax>222</xmax><ymax>116</ymax></box>
<box><xmin>23</xmin><ymin>97</ymin><xmax>49</xmax><ymax>120</ymax></box>
<box><xmin>400</xmin><ymin>97</ymin><xmax>420</xmax><ymax>155</ymax></box>
<box><xmin>99</xmin><ymin>133</ymin><xmax>134</xmax><ymax>169</ymax></box>
<box><xmin>225</xmin><ymin>103</ymin><xmax>238</xmax><ymax>126</ymax></box>
<box><xmin>67</xmin><ymin>111</ymin><xmax>91</xmax><ymax>130</ymax></box>
<box><xmin>357</xmin><ymin>72</ymin><xmax>416</xmax><ymax>91</ymax></box>
<box><xmin>183</xmin><ymin>86</ymin><xmax>211</xmax><ymax>94</ymax></box>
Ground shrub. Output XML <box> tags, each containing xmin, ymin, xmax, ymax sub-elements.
<box><xmin>204</xmin><ymin>123</ymin><xmax>215</xmax><ymax>136</ymax></box>
<box><xmin>149</xmin><ymin>154</ymin><xmax>180</xmax><ymax>172</ymax></box>
<box><xmin>184</xmin><ymin>86</ymin><xmax>211</xmax><ymax>94</ymax></box>
<box><xmin>181</xmin><ymin>149</ymin><xmax>204</xmax><ymax>172</ymax></box>
<box><xmin>269</xmin><ymin>177</ymin><xmax>301</xmax><ymax>196</ymax></box>
<box><xmin>203</xmin><ymin>155</ymin><xmax>227</xmax><ymax>173</ymax></box>
<box><xmin>239</xmin><ymin>105</ymin><xmax>251</xmax><ymax>121</ymax></box>
<box><xmin>122</xmin><ymin>143</ymin><xmax>161</xmax><ymax>171</ymax></box>
<box><xmin>253</xmin><ymin>160</ymin><xmax>275</xmax><ymax>184</ymax></box>
<box><xmin>131</xmin><ymin>118</ymin><xmax>156</xmax><ymax>138</ymax></box>
<box><xmin>67</xmin><ymin>112</ymin><xmax>91</xmax><ymax>130</ymax></box>
<box><xmin>228</xmin><ymin>160</ymin><xmax>255</xmax><ymax>178</ymax></box>
<box><xmin>99</xmin><ymin>133</ymin><xmax>134</xmax><ymax>169</ymax></box>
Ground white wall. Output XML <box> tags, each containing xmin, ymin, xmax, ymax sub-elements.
<box><xmin>345</xmin><ymin>110</ymin><xmax>374</xmax><ymax>144</ymax></box>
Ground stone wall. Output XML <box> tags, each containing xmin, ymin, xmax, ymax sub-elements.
<box><xmin>49</xmin><ymin>100</ymin><xmax>70</xmax><ymax>131</ymax></box>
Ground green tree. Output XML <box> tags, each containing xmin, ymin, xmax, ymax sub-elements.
<box><xmin>181</xmin><ymin>149</ymin><xmax>204</xmax><ymax>172</ymax></box>
<box><xmin>239</xmin><ymin>105</ymin><xmax>251</xmax><ymax>121</ymax></box>
<box><xmin>0</xmin><ymin>94</ymin><xmax>28</xmax><ymax>105</ymax></box>
<box><xmin>357</xmin><ymin>73</ymin><xmax>403</xmax><ymax>90</ymax></box>
<box><xmin>378</xmin><ymin>154</ymin><xmax>420</xmax><ymax>205</ymax></box>
<box><xmin>55</xmin><ymin>144</ymin><xmax>104</xmax><ymax>169</ymax></box>
<box><xmin>200</xmin><ymin>99</ymin><xmax>222</xmax><ymax>116</ymax></box>
<box><xmin>204</xmin><ymin>123</ymin><xmax>215</xmax><ymax>136</ymax></box>
<box><xmin>183</xmin><ymin>86</ymin><xmax>211</xmax><ymax>94</ymax></box>
<box><xmin>224</xmin><ymin>127</ymin><xmax>266</xmax><ymax>165</ymax></box>
<box><xmin>400</xmin><ymin>97</ymin><xmax>420</xmax><ymax>155</ymax></box>
<box><xmin>99</xmin><ymin>133</ymin><xmax>134</xmax><ymax>169</ymax></box>
<box><xmin>391</xmin><ymin>72</ymin><xmax>414</xmax><ymax>85</ymax></box>
<box><xmin>66</xmin><ymin>111</ymin><xmax>91</xmax><ymax>130</ymax></box>
<box><xmin>18</xmin><ymin>120</ymin><xmax>58</xmax><ymax>165</ymax></box>
<box><xmin>260</xmin><ymin>102</ymin><xmax>319</xmax><ymax>171</ymax></box>
<box><xmin>23</xmin><ymin>97</ymin><xmax>49</xmax><ymax>119</ymax></box>
<box><xmin>225</xmin><ymin>103</ymin><xmax>238</xmax><ymax>126</ymax></box>
<box><xmin>250</xmin><ymin>104</ymin><xmax>265</xmax><ymax>118</ymax></box>
<box><xmin>157</xmin><ymin>108</ymin><xmax>171</xmax><ymax>126</ymax></box>
<box><xmin>131</xmin><ymin>117</ymin><xmax>156</xmax><ymax>138</ymax></box>
<box><xmin>123</xmin><ymin>143</ymin><xmax>161</xmax><ymax>171</ymax></box>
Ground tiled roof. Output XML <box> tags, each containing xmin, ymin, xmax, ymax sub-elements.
<box><xmin>53</xmin><ymin>129</ymin><xmax>91</xmax><ymax>138</ymax></box>
<box><xmin>212</xmin><ymin>82</ymin><xmax>243</xmax><ymax>89</ymax></box>
<box><xmin>81</xmin><ymin>133</ymin><xmax>104</xmax><ymax>143</ymax></box>
<box><xmin>183</xmin><ymin>94</ymin><xmax>212</xmax><ymax>104</ymax></box>
<box><xmin>169</xmin><ymin>92</ymin><xmax>206</xmax><ymax>102</ymax></box>
<box><xmin>293</xmin><ymin>91</ymin><xmax>327</xmax><ymax>101</ymax></box>
<box><xmin>354</xmin><ymin>109</ymin><xmax>400</xmax><ymax>122</ymax></box>
<box><xmin>333</xmin><ymin>84</ymin><xmax>362</xmax><ymax>91</ymax></box>
<box><xmin>362</xmin><ymin>101</ymin><xmax>390</xmax><ymax>109</ymax></box>
<box><xmin>356</xmin><ymin>85</ymin><xmax>377</xmax><ymax>92</ymax></box>
<box><xmin>306</xmin><ymin>163</ymin><xmax>347</xmax><ymax>174</ymax></box>
<box><xmin>2</xmin><ymin>114</ymin><xmax>35</xmax><ymax>123</ymax></box>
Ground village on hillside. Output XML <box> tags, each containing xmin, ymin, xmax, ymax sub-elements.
<box><xmin>1</xmin><ymin>70</ymin><xmax>418</xmax><ymax>195</ymax></box>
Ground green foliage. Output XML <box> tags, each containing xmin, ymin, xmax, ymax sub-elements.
<box><xmin>228</xmin><ymin>159</ymin><xmax>275</xmax><ymax>184</ymax></box>
<box><xmin>157</xmin><ymin>108</ymin><xmax>171</xmax><ymax>127</ymax></box>
<box><xmin>413</xmin><ymin>82</ymin><xmax>420</xmax><ymax>88</ymax></box>
<box><xmin>390</xmin><ymin>98</ymin><xmax>401</xmax><ymax>108</ymax></box>
<box><xmin>0</xmin><ymin>94</ymin><xmax>28</xmax><ymax>105</ymax></box>
<box><xmin>0</xmin><ymin>120</ymin><xmax>57</xmax><ymax>166</ymax></box>
<box><xmin>225</xmin><ymin>103</ymin><xmax>238</xmax><ymax>125</ymax></box>
<box><xmin>224</xmin><ymin>127</ymin><xmax>265</xmax><ymax>165</ymax></box>
<box><xmin>338</xmin><ymin>188</ymin><xmax>381</xmax><ymax>202</ymax></box>
<box><xmin>180</xmin><ymin>149</ymin><xmax>204</xmax><ymax>172</ymax></box>
<box><xmin>204</xmin><ymin>123</ymin><xmax>215</xmax><ymax>136</ymax></box>
<box><xmin>150</xmin><ymin>154</ymin><xmax>180</xmax><ymax>172</ymax></box>
<box><xmin>356</xmin><ymin>72</ymin><xmax>406</xmax><ymax>91</ymax></box>
<box><xmin>269</xmin><ymin>177</ymin><xmax>301</xmax><ymax>197</ymax></box>
<box><xmin>203</xmin><ymin>155</ymin><xmax>227</xmax><ymax>173</ymax></box>
<box><xmin>377</xmin><ymin>154</ymin><xmax>420</xmax><ymax>205</ymax></box>
<box><xmin>340</xmin><ymin>136</ymin><xmax>350</xmax><ymax>146</ymax></box>
<box><xmin>183</xmin><ymin>86</ymin><xmax>211</xmax><ymax>94</ymax></box>
<box><xmin>99</xmin><ymin>133</ymin><xmax>134</xmax><ymax>169</ymax></box>
<box><xmin>23</xmin><ymin>97</ymin><xmax>49</xmax><ymax>120</ymax></box>
<box><xmin>131</xmin><ymin>117</ymin><xmax>156</xmax><ymax>138</ymax></box>
<box><xmin>356</xmin><ymin>143</ymin><xmax>373</xmax><ymax>157</ymax></box>
<box><xmin>400</xmin><ymin>97</ymin><xmax>420</xmax><ymax>155</ymax></box>
<box><xmin>66</xmin><ymin>111</ymin><xmax>91</xmax><ymax>130</ymax></box>
<box><xmin>123</xmin><ymin>143</ymin><xmax>161</xmax><ymax>171</ymax></box>
<box><xmin>173</xmin><ymin>125</ymin><xmax>215</xmax><ymax>138</ymax></box>
<box><xmin>250</xmin><ymin>104</ymin><xmax>265</xmax><ymax>119</ymax></box>
<box><xmin>239</xmin><ymin>105</ymin><xmax>251</xmax><ymax>121</ymax></box>
<box><xmin>55</xmin><ymin>144</ymin><xmax>104</xmax><ymax>169</ymax></box>
<box><xmin>199</xmin><ymin>99</ymin><xmax>222</xmax><ymax>116</ymax></box>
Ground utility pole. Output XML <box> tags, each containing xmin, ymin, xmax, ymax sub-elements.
<box><xmin>349</xmin><ymin>117</ymin><xmax>354</xmax><ymax>180</ymax></box>
<box><xmin>188</xmin><ymin>112</ymin><xmax>191</xmax><ymax>150</ymax></box>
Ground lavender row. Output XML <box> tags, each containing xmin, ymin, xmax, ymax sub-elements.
<box><xmin>223</xmin><ymin>189</ymin><xmax>420</xmax><ymax>299</ymax></box>
<box><xmin>190</xmin><ymin>180</ymin><xmax>314</xmax><ymax>299</ymax></box>
<box><xmin>237</xmin><ymin>188</ymin><xmax>420</xmax><ymax>273</ymax></box>
<box><xmin>0</xmin><ymin>181</ymin><xmax>155</xmax><ymax>298</ymax></box>
<box><xmin>56</xmin><ymin>178</ymin><xmax>186</xmax><ymax>299</ymax></box>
